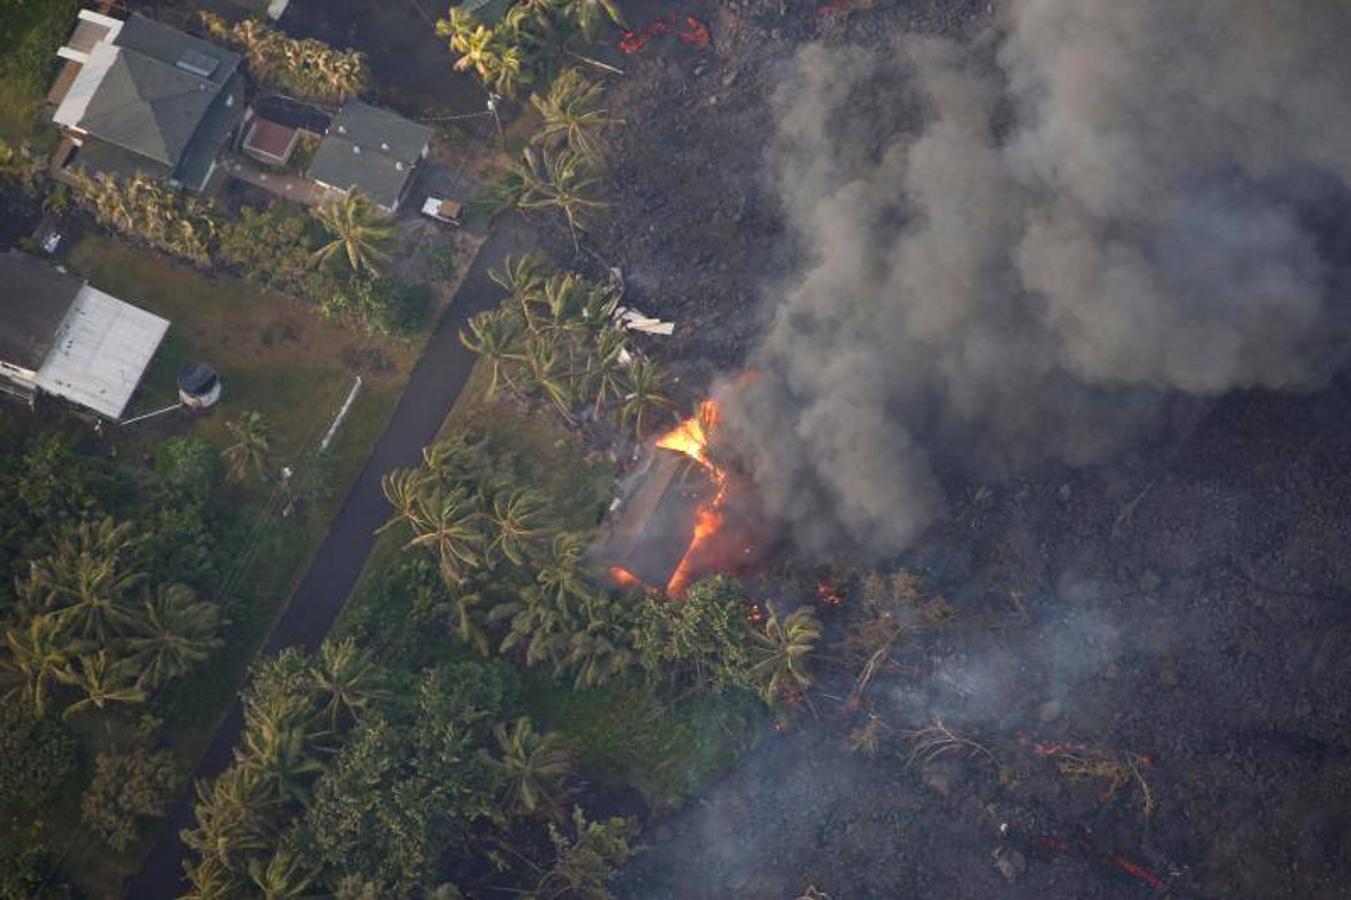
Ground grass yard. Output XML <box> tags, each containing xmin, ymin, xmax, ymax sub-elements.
<box><xmin>57</xmin><ymin>234</ymin><xmax>423</xmax><ymax>897</ymax></box>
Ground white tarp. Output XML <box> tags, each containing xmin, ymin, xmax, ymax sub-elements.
<box><xmin>35</xmin><ymin>285</ymin><xmax>169</xmax><ymax>419</ymax></box>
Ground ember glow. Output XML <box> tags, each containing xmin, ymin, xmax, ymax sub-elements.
<box><xmin>656</xmin><ymin>399</ymin><xmax>729</xmax><ymax>596</ymax></box>
<box><xmin>610</xmin><ymin>566</ymin><xmax>641</xmax><ymax>588</ymax></box>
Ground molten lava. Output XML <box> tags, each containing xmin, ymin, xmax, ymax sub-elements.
<box><xmin>610</xmin><ymin>566</ymin><xmax>641</xmax><ymax>588</ymax></box>
<box><xmin>656</xmin><ymin>400</ymin><xmax>729</xmax><ymax>596</ymax></box>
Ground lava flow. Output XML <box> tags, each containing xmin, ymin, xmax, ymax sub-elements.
<box><xmin>656</xmin><ymin>399</ymin><xmax>728</xmax><ymax>596</ymax></box>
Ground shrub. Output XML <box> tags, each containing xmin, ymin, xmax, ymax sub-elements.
<box><xmin>80</xmin><ymin>749</ymin><xmax>184</xmax><ymax>851</ymax></box>
<box><xmin>0</xmin><ymin>701</ymin><xmax>76</xmax><ymax>809</ymax></box>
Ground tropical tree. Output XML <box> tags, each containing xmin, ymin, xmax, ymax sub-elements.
<box><xmin>222</xmin><ymin>411</ymin><xmax>273</xmax><ymax>483</ymax></box>
<box><xmin>57</xmin><ymin>649</ymin><xmax>148</xmax><ymax>719</ymax></box>
<box><xmin>534</xmin><ymin>531</ymin><xmax>595</xmax><ymax>610</ymax></box>
<box><xmin>235</xmin><ymin>693</ymin><xmax>326</xmax><ymax>807</ymax></box>
<box><xmin>583</xmin><ymin>326</ymin><xmax>627</xmax><ymax>417</ymax></box>
<box><xmin>311</xmin><ymin>637</ymin><xmax>386</xmax><ymax>727</ymax></box>
<box><xmin>483</xmin><ymin>486</ymin><xmax>550</xmax><ymax>566</ymax></box>
<box><xmin>490</xmin><ymin>252</ymin><xmax>549</xmax><ymax>327</ymax></box>
<box><xmin>437</xmin><ymin>10</ymin><xmax>530</xmax><ymax>98</ymax></box>
<box><xmin>747</xmin><ymin>606</ymin><xmax>821</xmax><ymax>706</ymax></box>
<box><xmin>126</xmin><ymin>583</ymin><xmax>223</xmax><ymax>690</ymax></box>
<box><xmin>312</xmin><ymin>192</ymin><xmax>393</xmax><ymax>275</ymax></box>
<box><xmin>0</xmin><ymin>614</ymin><xmax>74</xmax><ymax>718</ymax></box>
<box><xmin>534</xmin><ymin>807</ymin><xmax>640</xmax><ymax>900</ymax></box>
<box><xmin>401</xmin><ymin>486</ymin><xmax>486</xmax><ymax>585</ymax></box>
<box><xmin>181</xmin><ymin>766</ymin><xmax>274</xmax><ymax>870</ymax></box>
<box><xmin>31</xmin><ymin>517</ymin><xmax>143</xmax><ymax>643</ymax></box>
<box><xmin>460</xmin><ymin>306</ymin><xmax>523</xmax><ymax>398</ymax></box>
<box><xmin>521</xmin><ymin>334</ymin><xmax>575</xmax><ymax>419</ymax></box>
<box><xmin>559</xmin><ymin>0</ymin><xmax>626</xmax><ymax>38</ymax></box>
<box><xmin>181</xmin><ymin>856</ymin><xmax>242</xmax><ymax>900</ymax></box>
<box><xmin>531</xmin><ymin>68</ymin><xmax>623</xmax><ymax>161</ymax></box>
<box><xmin>482</xmin><ymin>715</ymin><xmax>574</xmax><ymax>818</ymax></box>
<box><xmin>247</xmin><ymin>847</ymin><xmax>319</xmax><ymax>900</ymax></box>
<box><xmin>617</xmin><ymin>358</ymin><xmax>674</xmax><ymax>439</ymax></box>
<box><xmin>512</xmin><ymin>147</ymin><xmax>609</xmax><ymax>248</ymax></box>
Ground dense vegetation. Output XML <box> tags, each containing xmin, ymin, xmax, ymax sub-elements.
<box><xmin>461</xmin><ymin>253</ymin><xmax>673</xmax><ymax>439</ymax></box>
<box><xmin>71</xmin><ymin>172</ymin><xmax>428</xmax><ymax>335</ymax></box>
<box><xmin>0</xmin><ymin>0</ymin><xmax>78</xmax><ymax>140</ymax></box>
<box><xmin>0</xmin><ymin>422</ymin><xmax>235</xmax><ymax>892</ymax></box>
<box><xmin>200</xmin><ymin>13</ymin><xmax>368</xmax><ymax>104</ymax></box>
<box><xmin>436</xmin><ymin>0</ymin><xmax>624</xmax><ymax>98</ymax></box>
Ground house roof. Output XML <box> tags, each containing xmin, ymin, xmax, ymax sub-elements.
<box><xmin>36</xmin><ymin>284</ymin><xmax>170</xmax><ymax>419</ymax></box>
<box><xmin>53</xmin><ymin>15</ymin><xmax>242</xmax><ymax>186</ymax></box>
<box><xmin>0</xmin><ymin>251</ymin><xmax>85</xmax><ymax>372</ymax></box>
<box><xmin>307</xmin><ymin>100</ymin><xmax>433</xmax><ymax>209</ymax></box>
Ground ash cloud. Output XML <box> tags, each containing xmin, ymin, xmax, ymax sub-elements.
<box><xmin>722</xmin><ymin>1</ymin><xmax>1351</xmax><ymax>556</ymax></box>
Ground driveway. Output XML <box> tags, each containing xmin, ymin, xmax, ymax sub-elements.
<box><xmin>123</xmin><ymin>217</ymin><xmax>534</xmax><ymax>898</ymax></box>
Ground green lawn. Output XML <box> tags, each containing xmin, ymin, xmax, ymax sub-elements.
<box><xmin>57</xmin><ymin>234</ymin><xmax>422</xmax><ymax>897</ymax></box>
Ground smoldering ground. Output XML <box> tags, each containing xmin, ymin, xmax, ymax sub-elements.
<box><xmin>721</xmin><ymin>0</ymin><xmax>1351</xmax><ymax>558</ymax></box>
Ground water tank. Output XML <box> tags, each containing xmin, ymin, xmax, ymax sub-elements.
<box><xmin>177</xmin><ymin>362</ymin><xmax>221</xmax><ymax>409</ymax></box>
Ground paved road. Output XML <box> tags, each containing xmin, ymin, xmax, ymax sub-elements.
<box><xmin>124</xmin><ymin>220</ymin><xmax>531</xmax><ymax>899</ymax></box>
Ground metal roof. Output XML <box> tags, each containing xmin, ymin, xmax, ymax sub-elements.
<box><xmin>0</xmin><ymin>251</ymin><xmax>85</xmax><ymax>372</ymax></box>
<box><xmin>308</xmin><ymin>100</ymin><xmax>432</xmax><ymax>210</ymax></box>
<box><xmin>35</xmin><ymin>284</ymin><xmax>169</xmax><ymax>419</ymax></box>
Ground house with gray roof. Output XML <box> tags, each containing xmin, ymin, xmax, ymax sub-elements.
<box><xmin>0</xmin><ymin>251</ymin><xmax>169</xmax><ymax>420</ymax></box>
<box><xmin>50</xmin><ymin>11</ymin><xmax>245</xmax><ymax>192</ymax></box>
<box><xmin>307</xmin><ymin>100</ymin><xmax>433</xmax><ymax>213</ymax></box>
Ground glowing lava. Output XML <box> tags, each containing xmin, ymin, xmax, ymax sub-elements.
<box><xmin>656</xmin><ymin>400</ymin><xmax>728</xmax><ymax>596</ymax></box>
<box><xmin>610</xmin><ymin>566</ymin><xmax>641</xmax><ymax>588</ymax></box>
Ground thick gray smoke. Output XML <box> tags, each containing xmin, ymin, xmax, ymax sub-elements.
<box><xmin>722</xmin><ymin>0</ymin><xmax>1351</xmax><ymax>556</ymax></box>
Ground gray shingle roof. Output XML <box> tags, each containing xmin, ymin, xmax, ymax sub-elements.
<box><xmin>307</xmin><ymin>101</ymin><xmax>433</xmax><ymax>210</ymax></box>
<box><xmin>0</xmin><ymin>251</ymin><xmax>85</xmax><ymax>372</ymax></box>
<box><xmin>74</xmin><ymin>15</ymin><xmax>241</xmax><ymax>181</ymax></box>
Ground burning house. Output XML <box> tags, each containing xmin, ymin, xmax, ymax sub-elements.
<box><xmin>595</xmin><ymin>400</ymin><xmax>764</xmax><ymax>595</ymax></box>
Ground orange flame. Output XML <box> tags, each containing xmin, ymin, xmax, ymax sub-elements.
<box><xmin>656</xmin><ymin>400</ymin><xmax>729</xmax><ymax>596</ymax></box>
<box><xmin>610</xmin><ymin>566</ymin><xmax>641</xmax><ymax>588</ymax></box>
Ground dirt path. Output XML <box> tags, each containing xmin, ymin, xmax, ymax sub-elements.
<box><xmin>123</xmin><ymin>218</ymin><xmax>534</xmax><ymax>899</ymax></box>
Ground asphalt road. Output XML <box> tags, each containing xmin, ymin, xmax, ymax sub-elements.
<box><xmin>124</xmin><ymin>219</ymin><xmax>531</xmax><ymax>899</ymax></box>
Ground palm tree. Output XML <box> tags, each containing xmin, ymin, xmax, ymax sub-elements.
<box><xmin>181</xmin><ymin>856</ymin><xmax>241</xmax><ymax>900</ymax></box>
<box><xmin>236</xmin><ymin>693</ymin><xmax>325</xmax><ymax>806</ymax></box>
<box><xmin>490</xmin><ymin>252</ymin><xmax>550</xmax><ymax>329</ymax></box>
<box><xmin>460</xmin><ymin>307</ymin><xmax>524</xmax><ymax>398</ymax></box>
<box><xmin>379</xmin><ymin>466</ymin><xmax>430</xmax><ymax>534</ymax></box>
<box><xmin>0</xmin><ymin>613</ymin><xmax>75</xmax><ymax>718</ymax></box>
<box><xmin>514</xmin><ymin>147</ymin><xmax>609</xmax><ymax>248</ymax></box>
<box><xmin>247</xmin><ymin>847</ymin><xmax>319</xmax><ymax>900</ymax></box>
<box><xmin>33</xmin><ymin>517</ymin><xmax>143</xmax><ymax>643</ymax></box>
<box><xmin>483</xmin><ymin>486</ymin><xmax>550</xmax><ymax>566</ymax></box>
<box><xmin>402</xmin><ymin>486</ymin><xmax>486</xmax><ymax>585</ymax></box>
<box><xmin>222</xmin><ymin>410</ymin><xmax>273</xmax><ymax>483</ymax></box>
<box><xmin>534</xmin><ymin>532</ymin><xmax>595</xmax><ymax>610</ymax></box>
<box><xmin>181</xmin><ymin>767</ymin><xmax>274</xmax><ymax>870</ymax></box>
<box><xmin>521</xmin><ymin>335</ymin><xmax>575</xmax><ymax>420</ymax></box>
<box><xmin>584</xmin><ymin>327</ymin><xmax>627</xmax><ymax>418</ymax></box>
<box><xmin>438</xmin><ymin>11</ymin><xmax>532</xmax><ymax>98</ymax></box>
<box><xmin>531</xmin><ymin>69</ymin><xmax>623</xmax><ymax>161</ymax></box>
<box><xmin>57</xmin><ymin>649</ymin><xmax>148</xmax><ymax>719</ymax></box>
<box><xmin>127</xmin><ymin>583</ymin><xmax>224</xmax><ymax>690</ymax></box>
<box><xmin>311</xmin><ymin>637</ymin><xmax>386</xmax><ymax>727</ymax></box>
<box><xmin>560</xmin><ymin>0</ymin><xmax>626</xmax><ymax>38</ymax></box>
<box><xmin>617</xmin><ymin>358</ymin><xmax>673</xmax><ymax>439</ymax></box>
<box><xmin>312</xmin><ymin>192</ymin><xmax>393</xmax><ymax>275</ymax></box>
<box><xmin>483</xmin><ymin>716</ymin><xmax>575</xmax><ymax>818</ymax></box>
<box><xmin>747</xmin><ymin>606</ymin><xmax>821</xmax><ymax>705</ymax></box>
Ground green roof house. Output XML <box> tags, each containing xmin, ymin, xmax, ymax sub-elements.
<box><xmin>51</xmin><ymin>12</ymin><xmax>245</xmax><ymax>192</ymax></box>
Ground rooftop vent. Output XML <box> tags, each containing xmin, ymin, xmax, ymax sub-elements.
<box><xmin>353</xmin><ymin>145</ymin><xmax>361</xmax><ymax>154</ymax></box>
<box><xmin>176</xmin><ymin>48</ymin><xmax>219</xmax><ymax>79</ymax></box>
<box><xmin>381</xmin><ymin>141</ymin><xmax>390</xmax><ymax>151</ymax></box>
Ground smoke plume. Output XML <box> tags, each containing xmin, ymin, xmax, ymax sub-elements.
<box><xmin>722</xmin><ymin>0</ymin><xmax>1351</xmax><ymax>556</ymax></box>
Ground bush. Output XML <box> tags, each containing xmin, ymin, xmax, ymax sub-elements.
<box><xmin>80</xmin><ymin>749</ymin><xmax>184</xmax><ymax>851</ymax></box>
<box><xmin>0</xmin><ymin>817</ymin><xmax>54</xmax><ymax>900</ymax></box>
<box><xmin>154</xmin><ymin>435</ymin><xmax>222</xmax><ymax>503</ymax></box>
<box><xmin>0</xmin><ymin>701</ymin><xmax>76</xmax><ymax>809</ymax></box>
